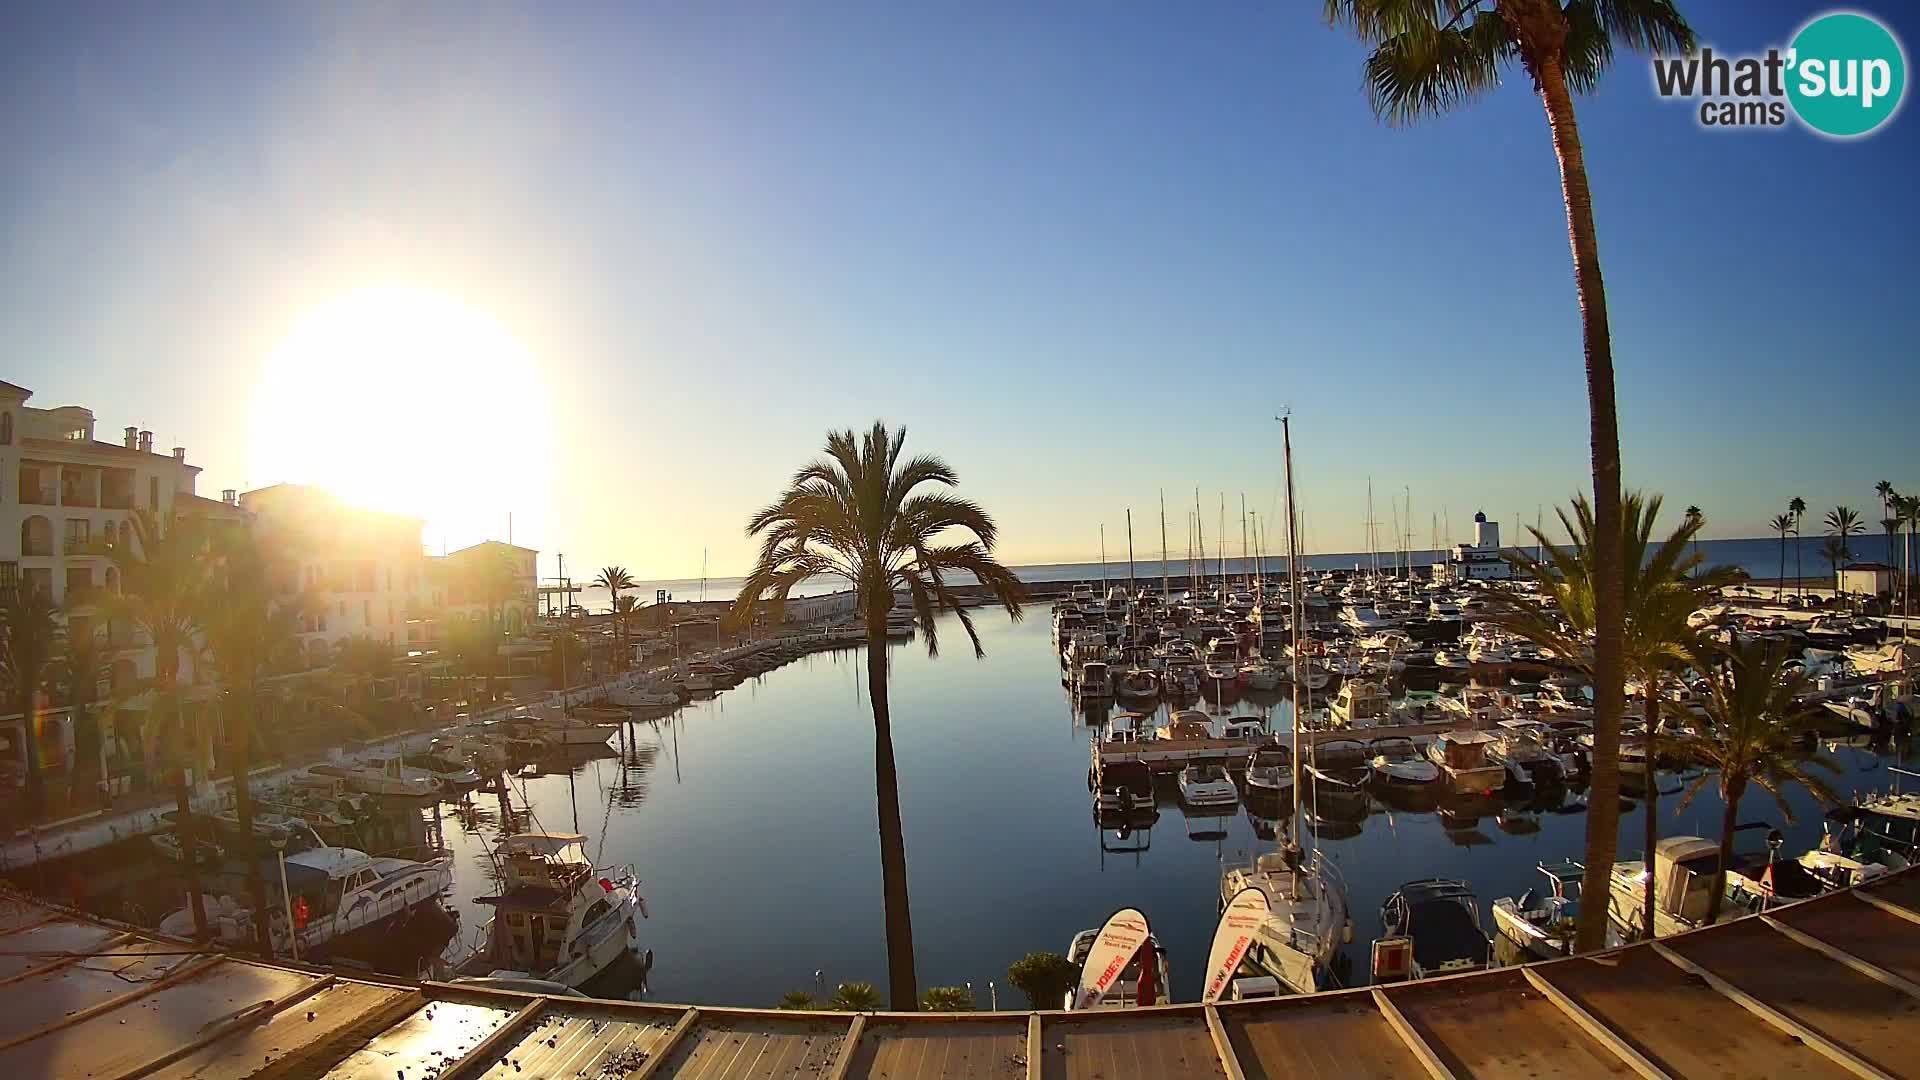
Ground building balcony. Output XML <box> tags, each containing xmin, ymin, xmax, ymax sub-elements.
<box><xmin>20</xmin><ymin>543</ymin><xmax>54</xmax><ymax>558</ymax></box>
<box><xmin>60</xmin><ymin>490</ymin><xmax>98</xmax><ymax>508</ymax></box>
<box><xmin>63</xmin><ymin>535</ymin><xmax>107</xmax><ymax>556</ymax></box>
<box><xmin>101</xmin><ymin>493</ymin><xmax>134</xmax><ymax>510</ymax></box>
<box><xmin>19</xmin><ymin>487</ymin><xmax>55</xmax><ymax>506</ymax></box>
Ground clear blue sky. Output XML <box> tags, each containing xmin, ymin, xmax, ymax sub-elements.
<box><xmin>3</xmin><ymin>1</ymin><xmax>1915</xmax><ymax>575</ymax></box>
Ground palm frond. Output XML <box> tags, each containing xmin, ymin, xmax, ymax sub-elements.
<box><xmin>1363</xmin><ymin>23</ymin><xmax>1509</xmax><ymax>124</ymax></box>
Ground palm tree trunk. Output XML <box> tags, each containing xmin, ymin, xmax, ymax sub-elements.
<box><xmin>1705</xmin><ymin>776</ymin><xmax>1743</xmax><ymax>927</ymax></box>
<box><xmin>19</xmin><ymin>686</ymin><xmax>46</xmax><ymax>819</ymax></box>
<box><xmin>162</xmin><ymin>671</ymin><xmax>209</xmax><ymax>940</ymax></box>
<box><xmin>866</xmin><ymin>593</ymin><xmax>918</xmax><ymax>1011</ymax></box>
<box><xmin>1537</xmin><ymin>52</ymin><xmax>1626</xmax><ymax>954</ymax></box>
<box><xmin>1778</xmin><ymin>531</ymin><xmax>1786</xmax><ymax>602</ymax></box>
<box><xmin>1795</xmin><ymin>525</ymin><xmax>1804</xmax><ymax>602</ymax></box>
<box><xmin>1639</xmin><ymin>690</ymin><xmax>1659</xmax><ymax>939</ymax></box>
<box><xmin>232</xmin><ymin>689</ymin><xmax>273</xmax><ymax>957</ymax></box>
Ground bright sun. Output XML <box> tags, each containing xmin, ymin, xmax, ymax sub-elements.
<box><xmin>251</xmin><ymin>286</ymin><xmax>554</xmax><ymax>553</ymax></box>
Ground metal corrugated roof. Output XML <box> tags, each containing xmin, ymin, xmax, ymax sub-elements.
<box><xmin>0</xmin><ymin>870</ymin><xmax>1916</xmax><ymax>1080</ymax></box>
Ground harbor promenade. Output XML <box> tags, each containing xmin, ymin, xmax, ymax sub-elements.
<box><xmin>1</xmin><ymin>866</ymin><xmax>1916</xmax><ymax>1079</ymax></box>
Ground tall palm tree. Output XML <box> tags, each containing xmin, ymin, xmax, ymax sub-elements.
<box><xmin>594</xmin><ymin>567</ymin><xmax>636</xmax><ymax>667</ymax></box>
<box><xmin>730</xmin><ymin>422</ymin><xmax>1026</xmax><ymax>1009</ymax></box>
<box><xmin>1821</xmin><ymin>536</ymin><xmax>1849</xmax><ymax>606</ymax></box>
<box><xmin>107</xmin><ymin>508</ymin><xmax>214</xmax><ymax>938</ymax></box>
<box><xmin>1326</xmin><ymin>0</ymin><xmax>1694</xmax><ymax>951</ymax></box>
<box><xmin>1492</xmin><ymin>491</ymin><xmax>1729</xmax><ymax>941</ymax></box>
<box><xmin>1</xmin><ymin>583</ymin><xmax>64</xmax><ymax>816</ymax></box>
<box><xmin>613</xmin><ymin>595</ymin><xmax>641</xmax><ymax>668</ymax></box>
<box><xmin>1768</xmin><ymin>512</ymin><xmax>1795</xmax><ymax>603</ymax></box>
<box><xmin>1667</xmin><ymin>638</ymin><xmax>1839</xmax><ymax>926</ymax></box>
<box><xmin>1898</xmin><ymin>494</ymin><xmax>1920</xmax><ymax>624</ymax></box>
<box><xmin>1875</xmin><ymin>480</ymin><xmax>1895</xmax><ymax>535</ymax></box>
<box><xmin>60</xmin><ymin>629</ymin><xmax>108</xmax><ymax>795</ymax></box>
<box><xmin>1825</xmin><ymin>507</ymin><xmax>1863</xmax><ymax>605</ymax></box>
<box><xmin>1788</xmin><ymin>497</ymin><xmax>1807</xmax><ymax>601</ymax></box>
<box><xmin>1683</xmin><ymin>505</ymin><xmax>1702</xmax><ymax>577</ymax></box>
<box><xmin>199</xmin><ymin>523</ymin><xmax>307</xmax><ymax>955</ymax></box>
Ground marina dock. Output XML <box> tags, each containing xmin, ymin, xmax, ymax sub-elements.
<box><xmin>3</xmin><ymin>867</ymin><xmax>1917</xmax><ymax>1079</ymax></box>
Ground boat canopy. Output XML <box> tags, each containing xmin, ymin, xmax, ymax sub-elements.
<box><xmin>503</xmin><ymin>833</ymin><xmax>590</xmax><ymax>861</ymax></box>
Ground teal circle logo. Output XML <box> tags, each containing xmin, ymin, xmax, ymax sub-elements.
<box><xmin>1787</xmin><ymin>12</ymin><xmax>1906</xmax><ymax>137</ymax></box>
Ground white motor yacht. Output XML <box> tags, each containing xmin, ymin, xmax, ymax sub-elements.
<box><xmin>1242</xmin><ymin>746</ymin><xmax>1295</xmax><ymax>802</ymax></box>
<box><xmin>469</xmin><ymin>833</ymin><xmax>645</xmax><ymax>990</ymax></box>
<box><xmin>304</xmin><ymin>760</ymin><xmax>439</xmax><ymax>799</ymax></box>
<box><xmin>1492</xmin><ymin>860</ymin><xmax>1588</xmax><ymax>959</ymax></box>
<box><xmin>164</xmin><ymin>844</ymin><xmax>455</xmax><ymax>957</ymax></box>
<box><xmin>1179</xmin><ymin>763</ymin><xmax>1239</xmax><ymax>808</ymax></box>
<box><xmin>1425</xmin><ymin>731</ymin><xmax>1506</xmax><ymax>794</ymax></box>
<box><xmin>1328</xmin><ymin>680</ymin><xmax>1391</xmax><ymax>728</ymax></box>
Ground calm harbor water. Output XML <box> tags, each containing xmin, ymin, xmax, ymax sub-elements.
<box><xmin>433</xmin><ymin>607</ymin><xmax>1914</xmax><ymax>1006</ymax></box>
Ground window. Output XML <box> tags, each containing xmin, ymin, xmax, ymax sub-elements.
<box><xmin>0</xmin><ymin>411</ymin><xmax>9</xmax><ymax>444</ymax></box>
<box><xmin>148</xmin><ymin>476</ymin><xmax>159</xmax><ymax>508</ymax></box>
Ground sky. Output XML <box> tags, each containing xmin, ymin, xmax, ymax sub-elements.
<box><xmin>3</xmin><ymin>1</ymin><xmax>1916</xmax><ymax>579</ymax></box>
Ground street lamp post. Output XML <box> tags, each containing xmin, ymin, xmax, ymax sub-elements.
<box><xmin>271</xmin><ymin>833</ymin><xmax>298</xmax><ymax>962</ymax></box>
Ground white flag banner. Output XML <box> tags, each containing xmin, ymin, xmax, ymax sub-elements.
<box><xmin>1072</xmin><ymin>907</ymin><xmax>1153</xmax><ymax>1010</ymax></box>
<box><xmin>1201</xmin><ymin>886</ymin><xmax>1270</xmax><ymax>1003</ymax></box>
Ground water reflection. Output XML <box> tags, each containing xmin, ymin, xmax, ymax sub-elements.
<box><xmin>410</xmin><ymin>610</ymin><xmax>1915</xmax><ymax>1005</ymax></box>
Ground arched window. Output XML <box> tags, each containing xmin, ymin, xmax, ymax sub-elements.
<box><xmin>0</xmin><ymin>411</ymin><xmax>11</xmax><ymax>445</ymax></box>
<box><xmin>20</xmin><ymin>516</ymin><xmax>52</xmax><ymax>557</ymax></box>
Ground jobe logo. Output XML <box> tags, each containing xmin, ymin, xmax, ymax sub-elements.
<box><xmin>1651</xmin><ymin>10</ymin><xmax>1906</xmax><ymax>137</ymax></box>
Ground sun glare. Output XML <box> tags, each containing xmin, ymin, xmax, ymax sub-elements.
<box><xmin>251</xmin><ymin>286</ymin><xmax>554</xmax><ymax>553</ymax></box>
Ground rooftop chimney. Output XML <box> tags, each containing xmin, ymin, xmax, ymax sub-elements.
<box><xmin>138</xmin><ymin>430</ymin><xmax>153</xmax><ymax>453</ymax></box>
<box><xmin>222</xmin><ymin>489</ymin><xmax>236</xmax><ymax>505</ymax></box>
<box><xmin>123</xmin><ymin>426</ymin><xmax>137</xmax><ymax>448</ymax></box>
<box><xmin>172</xmin><ymin>447</ymin><xmax>186</xmax><ymax>463</ymax></box>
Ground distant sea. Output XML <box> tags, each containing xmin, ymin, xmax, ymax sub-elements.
<box><xmin>569</xmin><ymin>533</ymin><xmax>1909</xmax><ymax>612</ymax></box>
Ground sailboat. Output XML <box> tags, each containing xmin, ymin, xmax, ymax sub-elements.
<box><xmin>1216</xmin><ymin>414</ymin><xmax>1353</xmax><ymax>995</ymax></box>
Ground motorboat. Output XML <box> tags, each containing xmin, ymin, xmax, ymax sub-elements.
<box><xmin>1242</xmin><ymin>746</ymin><xmax>1295</xmax><ymax>802</ymax></box>
<box><xmin>1221</xmin><ymin>716</ymin><xmax>1268</xmax><ymax>742</ymax></box>
<box><xmin>1240</xmin><ymin>660</ymin><xmax>1284</xmax><ymax>691</ymax></box>
<box><xmin>406</xmin><ymin>751</ymin><xmax>484</xmax><ymax>790</ymax></box>
<box><xmin>303</xmin><ymin>760</ymin><xmax>437</xmax><ymax>799</ymax></box>
<box><xmin>1094</xmin><ymin>759</ymin><xmax>1156</xmax><ymax>816</ymax></box>
<box><xmin>1101</xmin><ymin>712</ymin><xmax>1153</xmax><ymax>746</ymax></box>
<box><xmin>362</xmin><ymin>755</ymin><xmax>456</xmax><ymax>795</ymax></box>
<box><xmin>1367</xmin><ymin>736</ymin><xmax>1440</xmax><ymax>791</ymax></box>
<box><xmin>1077</xmin><ymin>660</ymin><xmax>1115</xmax><ymax>701</ymax></box>
<box><xmin>1063</xmin><ymin>916</ymin><xmax>1172</xmax><ymax>1009</ymax></box>
<box><xmin>1491</xmin><ymin>861</ymin><xmax>1586</xmax><ymax>959</ymax></box>
<box><xmin>612</xmin><ymin>685</ymin><xmax>682</xmax><ymax>709</ymax></box>
<box><xmin>149</xmin><ymin>811</ymin><xmax>223</xmax><ymax>865</ymax></box>
<box><xmin>1116</xmin><ymin>667</ymin><xmax>1162</xmax><ymax>703</ymax></box>
<box><xmin>1179</xmin><ymin>763</ymin><xmax>1239</xmax><ymax>808</ymax></box>
<box><xmin>1155</xmin><ymin>710</ymin><xmax>1214</xmax><ymax>742</ymax></box>
<box><xmin>1487</xmin><ymin>722</ymin><xmax>1565</xmax><ymax>789</ymax></box>
<box><xmin>468</xmin><ymin>833</ymin><xmax>645</xmax><ymax>990</ymax></box>
<box><xmin>511</xmin><ymin>710</ymin><xmax>618</xmax><ymax>749</ymax></box>
<box><xmin>1306</xmin><ymin>738</ymin><xmax>1370</xmax><ymax>792</ymax></box>
<box><xmin>160</xmin><ymin>844</ymin><xmax>456</xmax><ymax>957</ymax></box>
<box><xmin>1424</xmin><ymin>731</ymin><xmax>1506</xmax><ymax>794</ymax></box>
<box><xmin>1372</xmin><ymin>879</ymin><xmax>1491</xmax><ymax>983</ymax></box>
<box><xmin>1328</xmin><ymin>680</ymin><xmax>1391</xmax><ymax>729</ymax></box>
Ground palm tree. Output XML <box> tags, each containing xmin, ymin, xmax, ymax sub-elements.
<box><xmin>1789</xmin><ymin>497</ymin><xmax>1807</xmax><ymax>601</ymax></box>
<box><xmin>828</xmin><ymin>981</ymin><xmax>882</xmax><ymax>1011</ymax></box>
<box><xmin>1821</xmin><ymin>535</ymin><xmax>1849</xmax><ymax>606</ymax></box>
<box><xmin>199</xmin><ymin>524</ymin><xmax>307</xmax><ymax>955</ymax></box>
<box><xmin>1898</xmin><ymin>494</ymin><xmax>1920</xmax><ymax>623</ymax></box>
<box><xmin>1326</xmin><ymin>0</ymin><xmax>1694</xmax><ymax>952</ymax></box>
<box><xmin>613</xmin><ymin>595</ymin><xmax>640</xmax><ymax>668</ymax></box>
<box><xmin>1875</xmin><ymin>483</ymin><xmax>1898</xmax><ymax>580</ymax></box>
<box><xmin>107</xmin><ymin>508</ymin><xmax>214</xmax><ymax>938</ymax></box>
<box><xmin>1493</xmin><ymin>491</ymin><xmax>1728</xmax><ymax>941</ymax></box>
<box><xmin>1</xmin><ymin>583</ymin><xmax>64</xmax><ymax>816</ymax></box>
<box><xmin>594</xmin><ymin>567</ymin><xmax>636</xmax><ymax>667</ymax></box>
<box><xmin>776</xmin><ymin>990</ymin><xmax>819</xmax><ymax>1011</ymax></box>
<box><xmin>1824</xmin><ymin>506</ymin><xmax>1862</xmax><ymax>560</ymax></box>
<box><xmin>1768</xmin><ymin>513</ymin><xmax>1795</xmax><ymax>603</ymax></box>
<box><xmin>1683</xmin><ymin>505</ymin><xmax>1703</xmax><ymax>577</ymax></box>
<box><xmin>730</xmin><ymin>422</ymin><xmax>1027</xmax><ymax>1009</ymax></box>
<box><xmin>1667</xmin><ymin>638</ymin><xmax>1839</xmax><ymax>926</ymax></box>
<box><xmin>920</xmin><ymin>986</ymin><xmax>975</xmax><ymax>1012</ymax></box>
<box><xmin>60</xmin><ymin>629</ymin><xmax>108</xmax><ymax>798</ymax></box>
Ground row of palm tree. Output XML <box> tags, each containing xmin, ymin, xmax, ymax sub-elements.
<box><xmin>2</xmin><ymin>509</ymin><xmax>320</xmax><ymax>948</ymax></box>
<box><xmin>1495</xmin><ymin>493</ymin><xmax>1849</xmax><ymax>939</ymax></box>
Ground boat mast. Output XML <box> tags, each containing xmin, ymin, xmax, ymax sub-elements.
<box><xmin>1218</xmin><ymin>494</ymin><xmax>1227</xmax><ymax>592</ymax></box>
<box><xmin>1240</xmin><ymin>493</ymin><xmax>1249</xmax><ymax>590</ymax></box>
<box><xmin>1099</xmin><ymin>525</ymin><xmax>1108</xmax><ymax>596</ymax></box>
<box><xmin>1159</xmin><ymin>490</ymin><xmax>1170</xmax><ymax>599</ymax></box>
<box><xmin>1195</xmin><ymin>489</ymin><xmax>1206</xmax><ymax>595</ymax></box>
<box><xmin>1126</xmin><ymin>509</ymin><xmax>1136</xmax><ymax>596</ymax></box>
<box><xmin>1281</xmin><ymin>415</ymin><xmax>1304</xmax><ymax>856</ymax></box>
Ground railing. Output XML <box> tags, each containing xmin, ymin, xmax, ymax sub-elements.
<box><xmin>60</xmin><ymin>490</ymin><xmax>98</xmax><ymax>508</ymax></box>
<box><xmin>101</xmin><ymin>493</ymin><xmax>133</xmax><ymax>510</ymax></box>
<box><xmin>18</xmin><ymin>487</ymin><xmax>55</xmax><ymax>506</ymax></box>
<box><xmin>63</xmin><ymin>535</ymin><xmax>99</xmax><ymax>555</ymax></box>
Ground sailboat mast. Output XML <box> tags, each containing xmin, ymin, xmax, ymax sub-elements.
<box><xmin>1126</xmin><ymin>509</ymin><xmax>1136</xmax><ymax>594</ymax></box>
<box><xmin>1219</xmin><ymin>494</ymin><xmax>1226</xmax><ymax>589</ymax></box>
<box><xmin>1160</xmin><ymin>491</ymin><xmax>1170</xmax><ymax>599</ymax></box>
<box><xmin>1195</xmin><ymin>489</ymin><xmax>1206</xmax><ymax>594</ymax></box>
<box><xmin>1240</xmin><ymin>494</ymin><xmax>1249</xmax><ymax>589</ymax></box>
<box><xmin>1281</xmin><ymin>415</ymin><xmax>1305</xmax><ymax>853</ymax></box>
<box><xmin>1099</xmin><ymin>525</ymin><xmax>1107</xmax><ymax>595</ymax></box>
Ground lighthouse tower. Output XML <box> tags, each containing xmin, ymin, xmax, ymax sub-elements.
<box><xmin>1473</xmin><ymin>511</ymin><xmax>1500</xmax><ymax>551</ymax></box>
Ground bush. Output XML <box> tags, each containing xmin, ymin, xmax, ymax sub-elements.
<box><xmin>1007</xmin><ymin>952</ymin><xmax>1078</xmax><ymax>1009</ymax></box>
<box><xmin>776</xmin><ymin>990</ymin><xmax>818</xmax><ymax>1010</ymax></box>
<box><xmin>828</xmin><ymin>981</ymin><xmax>881</xmax><ymax>1011</ymax></box>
